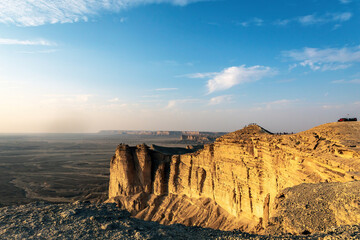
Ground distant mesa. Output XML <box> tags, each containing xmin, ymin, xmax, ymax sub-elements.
<box><xmin>98</xmin><ymin>130</ymin><xmax>181</xmax><ymax>136</ymax></box>
<box><xmin>98</xmin><ymin>130</ymin><xmax>227</xmax><ymax>144</ymax></box>
<box><xmin>107</xmin><ymin>122</ymin><xmax>360</xmax><ymax>234</ymax></box>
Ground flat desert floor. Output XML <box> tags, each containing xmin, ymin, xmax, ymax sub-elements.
<box><xmin>0</xmin><ymin>133</ymin><xmax>189</xmax><ymax>207</ymax></box>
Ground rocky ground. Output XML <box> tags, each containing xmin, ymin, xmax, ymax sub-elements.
<box><xmin>1</xmin><ymin>202</ymin><xmax>359</xmax><ymax>240</ymax></box>
<box><xmin>267</xmin><ymin>181</ymin><xmax>360</xmax><ymax>235</ymax></box>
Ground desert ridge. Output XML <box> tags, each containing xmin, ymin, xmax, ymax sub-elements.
<box><xmin>107</xmin><ymin>122</ymin><xmax>360</xmax><ymax>234</ymax></box>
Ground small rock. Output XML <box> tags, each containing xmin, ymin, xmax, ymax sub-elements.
<box><xmin>101</xmin><ymin>223</ymin><xmax>114</xmax><ymax>230</ymax></box>
<box><xmin>72</xmin><ymin>200</ymin><xmax>81</xmax><ymax>205</ymax></box>
<box><xmin>60</xmin><ymin>209</ymin><xmax>76</xmax><ymax>218</ymax></box>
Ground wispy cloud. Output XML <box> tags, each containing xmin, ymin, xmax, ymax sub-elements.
<box><xmin>17</xmin><ymin>49</ymin><xmax>59</xmax><ymax>54</ymax></box>
<box><xmin>276</xmin><ymin>78</ymin><xmax>295</xmax><ymax>83</ymax></box>
<box><xmin>274</xmin><ymin>12</ymin><xmax>352</xmax><ymax>27</ymax></box>
<box><xmin>332</xmin><ymin>79</ymin><xmax>360</xmax><ymax>84</ymax></box>
<box><xmin>108</xmin><ymin>97</ymin><xmax>120</xmax><ymax>102</ymax></box>
<box><xmin>283</xmin><ymin>46</ymin><xmax>360</xmax><ymax>71</ymax></box>
<box><xmin>155</xmin><ymin>88</ymin><xmax>178</xmax><ymax>91</ymax></box>
<box><xmin>273</xmin><ymin>19</ymin><xmax>291</xmax><ymax>26</ymax></box>
<box><xmin>166</xmin><ymin>98</ymin><xmax>200</xmax><ymax>109</ymax></box>
<box><xmin>151</xmin><ymin>60</ymin><xmax>195</xmax><ymax>68</ymax></box>
<box><xmin>178</xmin><ymin>72</ymin><xmax>217</xmax><ymax>79</ymax></box>
<box><xmin>237</xmin><ymin>17</ymin><xmax>264</xmax><ymax>27</ymax></box>
<box><xmin>253</xmin><ymin>99</ymin><xmax>298</xmax><ymax>111</ymax></box>
<box><xmin>322</xmin><ymin>104</ymin><xmax>343</xmax><ymax>109</ymax></box>
<box><xmin>142</xmin><ymin>95</ymin><xmax>161</xmax><ymax>98</ymax></box>
<box><xmin>188</xmin><ymin>65</ymin><xmax>276</xmax><ymax>93</ymax></box>
<box><xmin>298</xmin><ymin>12</ymin><xmax>352</xmax><ymax>25</ymax></box>
<box><xmin>263</xmin><ymin>99</ymin><xmax>295</xmax><ymax>106</ymax></box>
<box><xmin>209</xmin><ymin>95</ymin><xmax>233</xmax><ymax>105</ymax></box>
<box><xmin>42</xmin><ymin>94</ymin><xmax>93</xmax><ymax>104</ymax></box>
<box><xmin>0</xmin><ymin>0</ymin><xmax>204</xmax><ymax>26</ymax></box>
<box><xmin>0</xmin><ymin>38</ymin><xmax>56</xmax><ymax>46</ymax></box>
<box><xmin>339</xmin><ymin>0</ymin><xmax>352</xmax><ymax>4</ymax></box>
<box><xmin>288</xmin><ymin>64</ymin><xmax>298</xmax><ymax>71</ymax></box>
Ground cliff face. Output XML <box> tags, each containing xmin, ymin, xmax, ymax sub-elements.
<box><xmin>108</xmin><ymin>122</ymin><xmax>360</xmax><ymax>232</ymax></box>
<box><xmin>108</xmin><ymin>144</ymin><xmax>170</xmax><ymax>197</ymax></box>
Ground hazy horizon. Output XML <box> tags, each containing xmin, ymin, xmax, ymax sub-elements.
<box><xmin>1</xmin><ymin>0</ymin><xmax>359</xmax><ymax>134</ymax></box>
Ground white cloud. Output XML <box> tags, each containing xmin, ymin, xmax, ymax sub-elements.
<box><xmin>209</xmin><ymin>95</ymin><xmax>233</xmax><ymax>105</ymax></box>
<box><xmin>155</xmin><ymin>88</ymin><xmax>178</xmax><ymax>91</ymax></box>
<box><xmin>195</xmin><ymin>65</ymin><xmax>276</xmax><ymax>93</ymax></box>
<box><xmin>321</xmin><ymin>63</ymin><xmax>351</xmax><ymax>71</ymax></box>
<box><xmin>0</xmin><ymin>0</ymin><xmax>204</xmax><ymax>26</ymax></box>
<box><xmin>274</xmin><ymin>12</ymin><xmax>352</xmax><ymax>27</ymax></box>
<box><xmin>339</xmin><ymin>0</ymin><xmax>352</xmax><ymax>4</ymax></box>
<box><xmin>0</xmin><ymin>38</ymin><xmax>56</xmax><ymax>46</ymax></box>
<box><xmin>332</xmin><ymin>12</ymin><xmax>353</xmax><ymax>22</ymax></box>
<box><xmin>299</xmin><ymin>12</ymin><xmax>352</xmax><ymax>25</ymax></box>
<box><xmin>238</xmin><ymin>17</ymin><xmax>264</xmax><ymax>27</ymax></box>
<box><xmin>288</xmin><ymin>63</ymin><xmax>298</xmax><ymax>71</ymax></box>
<box><xmin>298</xmin><ymin>15</ymin><xmax>321</xmax><ymax>25</ymax></box>
<box><xmin>283</xmin><ymin>46</ymin><xmax>360</xmax><ymax>71</ymax></box>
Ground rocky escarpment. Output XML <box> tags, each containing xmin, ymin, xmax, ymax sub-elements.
<box><xmin>107</xmin><ymin>122</ymin><xmax>360</xmax><ymax>233</ymax></box>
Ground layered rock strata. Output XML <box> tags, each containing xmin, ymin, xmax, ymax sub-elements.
<box><xmin>108</xmin><ymin>122</ymin><xmax>360</xmax><ymax>232</ymax></box>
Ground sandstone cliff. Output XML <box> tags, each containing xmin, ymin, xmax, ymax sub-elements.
<box><xmin>107</xmin><ymin>122</ymin><xmax>360</xmax><ymax>233</ymax></box>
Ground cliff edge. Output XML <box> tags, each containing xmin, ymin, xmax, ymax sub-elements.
<box><xmin>107</xmin><ymin>122</ymin><xmax>360</xmax><ymax>233</ymax></box>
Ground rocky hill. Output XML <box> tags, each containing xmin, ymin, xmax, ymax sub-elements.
<box><xmin>107</xmin><ymin>122</ymin><xmax>360</xmax><ymax>234</ymax></box>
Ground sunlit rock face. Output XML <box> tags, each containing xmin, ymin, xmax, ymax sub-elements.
<box><xmin>108</xmin><ymin>122</ymin><xmax>360</xmax><ymax>232</ymax></box>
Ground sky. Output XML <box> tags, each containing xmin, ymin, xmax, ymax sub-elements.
<box><xmin>0</xmin><ymin>0</ymin><xmax>360</xmax><ymax>133</ymax></box>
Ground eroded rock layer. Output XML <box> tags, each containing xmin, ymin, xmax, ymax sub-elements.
<box><xmin>108</xmin><ymin>122</ymin><xmax>360</xmax><ymax>232</ymax></box>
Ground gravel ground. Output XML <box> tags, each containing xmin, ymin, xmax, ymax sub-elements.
<box><xmin>0</xmin><ymin>202</ymin><xmax>359</xmax><ymax>240</ymax></box>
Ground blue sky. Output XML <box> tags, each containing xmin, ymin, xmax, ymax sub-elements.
<box><xmin>0</xmin><ymin>0</ymin><xmax>359</xmax><ymax>133</ymax></box>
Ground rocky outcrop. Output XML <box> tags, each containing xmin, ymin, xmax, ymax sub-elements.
<box><xmin>108</xmin><ymin>122</ymin><xmax>360</xmax><ymax>233</ymax></box>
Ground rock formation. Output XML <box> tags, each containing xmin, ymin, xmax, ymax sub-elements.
<box><xmin>107</xmin><ymin>122</ymin><xmax>360</xmax><ymax>233</ymax></box>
